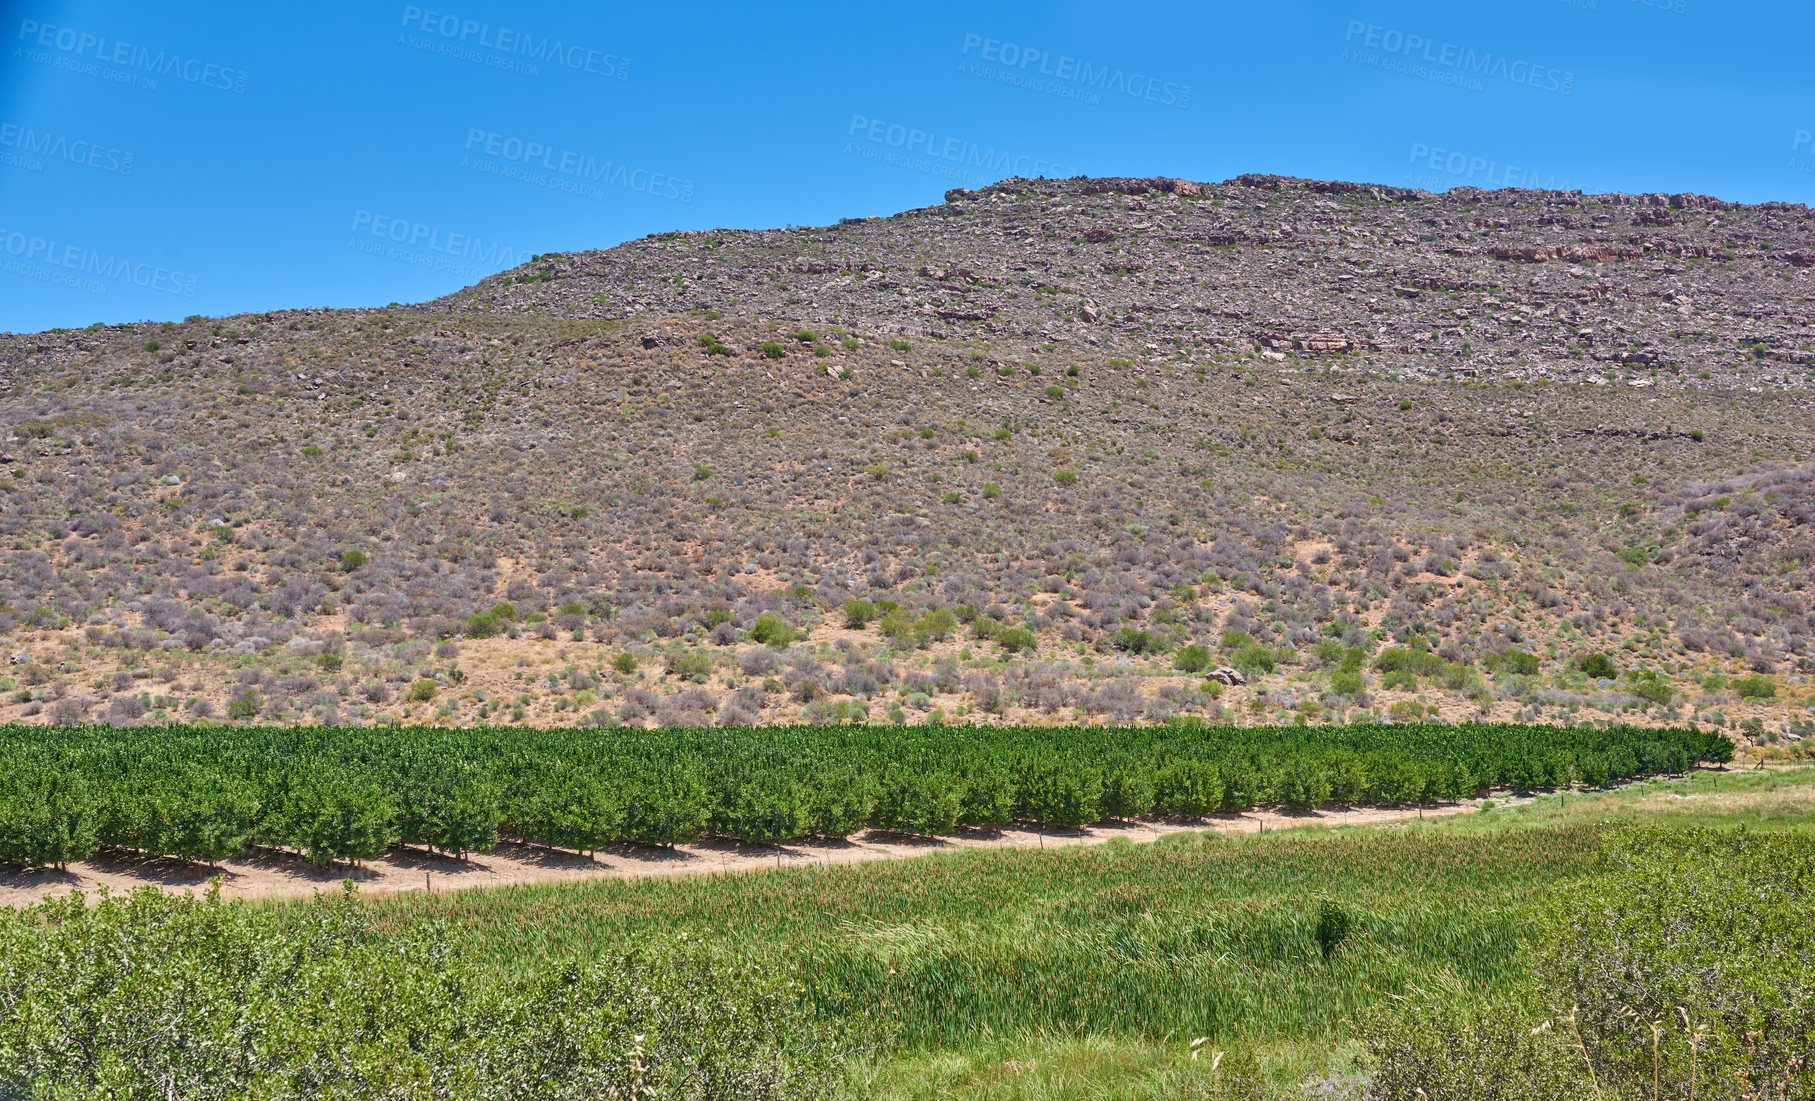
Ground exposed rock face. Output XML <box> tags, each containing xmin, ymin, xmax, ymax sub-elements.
<box><xmin>1491</xmin><ymin>244</ymin><xmax>1644</xmax><ymax>263</ymax></box>
<box><xmin>410</xmin><ymin>172</ymin><xmax>1815</xmax><ymax>394</ymax></box>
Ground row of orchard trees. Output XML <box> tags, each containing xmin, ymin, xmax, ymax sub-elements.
<box><xmin>0</xmin><ymin>720</ymin><xmax>1730</xmax><ymax>869</ymax></box>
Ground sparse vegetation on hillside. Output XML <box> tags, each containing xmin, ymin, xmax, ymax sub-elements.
<box><xmin>0</xmin><ymin>175</ymin><xmax>1810</xmax><ymax>743</ymax></box>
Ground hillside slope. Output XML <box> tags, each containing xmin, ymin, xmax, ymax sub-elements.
<box><xmin>0</xmin><ymin>174</ymin><xmax>1811</xmax><ymax>741</ymax></box>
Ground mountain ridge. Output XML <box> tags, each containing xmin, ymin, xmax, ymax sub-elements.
<box><xmin>0</xmin><ymin>174</ymin><xmax>1809</xmax><ymax>743</ymax></box>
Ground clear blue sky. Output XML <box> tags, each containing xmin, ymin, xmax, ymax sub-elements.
<box><xmin>3</xmin><ymin>0</ymin><xmax>1812</xmax><ymax>332</ymax></box>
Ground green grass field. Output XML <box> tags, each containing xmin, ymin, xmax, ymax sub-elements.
<box><xmin>347</xmin><ymin>765</ymin><xmax>1815</xmax><ymax>1100</ymax></box>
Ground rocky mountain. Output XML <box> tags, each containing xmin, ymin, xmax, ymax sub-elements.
<box><xmin>436</xmin><ymin>173</ymin><xmax>1815</xmax><ymax>392</ymax></box>
<box><xmin>0</xmin><ymin>174</ymin><xmax>1810</xmax><ymax>744</ymax></box>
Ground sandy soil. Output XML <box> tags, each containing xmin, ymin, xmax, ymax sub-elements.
<box><xmin>0</xmin><ymin>796</ymin><xmax>1525</xmax><ymax>908</ymax></box>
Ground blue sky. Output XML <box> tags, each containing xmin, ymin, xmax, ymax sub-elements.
<box><xmin>2</xmin><ymin>0</ymin><xmax>1812</xmax><ymax>332</ymax></box>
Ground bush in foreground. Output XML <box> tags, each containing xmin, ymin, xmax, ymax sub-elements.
<box><xmin>0</xmin><ymin>884</ymin><xmax>846</xmax><ymax>1100</ymax></box>
<box><xmin>1364</xmin><ymin>827</ymin><xmax>1815</xmax><ymax>1100</ymax></box>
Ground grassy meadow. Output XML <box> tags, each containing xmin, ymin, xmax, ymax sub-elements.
<box><xmin>343</xmin><ymin>765</ymin><xmax>1815</xmax><ymax>1100</ymax></box>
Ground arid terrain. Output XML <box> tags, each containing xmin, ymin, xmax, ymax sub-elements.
<box><xmin>1</xmin><ymin>174</ymin><xmax>1812</xmax><ymax>744</ymax></box>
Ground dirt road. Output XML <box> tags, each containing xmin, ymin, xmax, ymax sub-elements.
<box><xmin>0</xmin><ymin>797</ymin><xmax>1504</xmax><ymax>907</ymax></box>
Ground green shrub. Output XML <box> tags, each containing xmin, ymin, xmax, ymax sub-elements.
<box><xmin>1174</xmin><ymin>644</ymin><xmax>1211</xmax><ymax>673</ymax></box>
<box><xmin>1153</xmin><ymin>760</ymin><xmax>1222</xmax><ymax>817</ymax></box>
<box><xmin>1437</xmin><ymin>662</ymin><xmax>1485</xmax><ymax>694</ymax></box>
<box><xmin>1374</xmin><ymin>648</ymin><xmax>1447</xmax><ymax>677</ymax></box>
<box><xmin>758</xmin><ymin>341</ymin><xmax>785</xmax><ymax>359</ymax></box>
<box><xmin>819</xmin><ymin>699</ymin><xmax>869</xmax><ymax>724</ymax></box>
<box><xmin>610</xmin><ymin>652</ymin><xmax>637</xmax><ymax>675</ymax></box>
<box><xmin>1270</xmin><ymin>761</ymin><xmax>1332</xmax><ymax>811</ymax></box>
<box><xmin>875</xmin><ymin>609</ymin><xmax>915</xmax><ymax>642</ymax></box>
<box><xmin>1098</xmin><ymin>766</ymin><xmax>1155</xmax><ymax>820</ymax></box>
<box><xmin>712</xmin><ymin>774</ymin><xmax>810</xmax><ymax>844</ymax></box>
<box><xmin>227</xmin><ymin>692</ymin><xmax>260</xmax><ymax>720</ymax></box>
<box><xmin>0</xmin><ymin>769</ymin><xmax>97</xmax><ymax>868</ymax></box>
<box><xmin>692</xmin><ymin>332</ymin><xmax>734</xmax><ymax>356</ymax></box>
<box><xmin>872</xmin><ymin>772</ymin><xmax>961</xmax><ymax>836</ymax></box>
<box><xmin>1114</xmin><ymin>628</ymin><xmax>1161</xmax><ymax>655</ymax></box>
<box><xmin>1329</xmin><ymin>669</ymin><xmax>1365</xmax><ymax>697</ymax></box>
<box><xmin>1219</xmin><ymin>631</ymin><xmax>1255</xmax><ymax>653</ymax></box>
<box><xmin>1577</xmin><ymin>653</ymin><xmax>1618</xmax><ymax>680</ymax></box>
<box><xmin>1483</xmin><ymin>650</ymin><xmax>1539</xmax><ymax>676</ymax></box>
<box><xmin>665</xmin><ymin>651</ymin><xmax>714</xmax><ymax>682</ymax></box>
<box><xmin>805</xmin><ymin>771</ymin><xmax>876</xmax><ymax>837</ymax></box>
<box><xmin>335</xmin><ymin>549</ymin><xmax>369</xmax><ymax>573</ymax></box>
<box><xmin>914</xmin><ymin>608</ymin><xmax>959</xmax><ymax>643</ymax></box>
<box><xmin>1233</xmin><ymin>643</ymin><xmax>1276</xmax><ymax>675</ymax></box>
<box><xmin>997</xmin><ymin>627</ymin><xmax>1037</xmax><ymax>655</ymax></box>
<box><xmin>1734</xmin><ymin>674</ymin><xmax>1777</xmax><ymax>699</ymax></box>
<box><xmin>841</xmin><ymin>600</ymin><xmax>877</xmax><ymax>628</ymax></box>
<box><xmin>1625</xmin><ymin>671</ymin><xmax>1673</xmax><ymax>706</ymax></box>
<box><xmin>1016</xmin><ymin>762</ymin><xmax>1100</xmax><ymax>828</ymax></box>
<box><xmin>407</xmin><ymin>679</ymin><xmax>438</xmax><ymax>702</ymax></box>
<box><xmin>749</xmin><ymin>614</ymin><xmax>800</xmax><ymax>648</ymax></box>
<box><xmin>1053</xmin><ymin>468</ymin><xmax>1077</xmax><ymax>485</ymax></box>
<box><xmin>953</xmin><ymin>768</ymin><xmax>1015</xmax><ymax>828</ymax></box>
